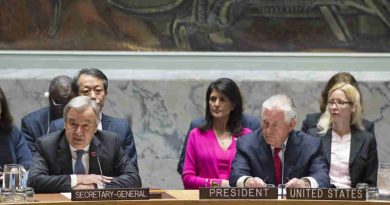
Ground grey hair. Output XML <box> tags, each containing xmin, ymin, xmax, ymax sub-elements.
<box><xmin>63</xmin><ymin>96</ymin><xmax>100</xmax><ymax>125</ymax></box>
<box><xmin>261</xmin><ymin>94</ymin><xmax>297</xmax><ymax>123</ymax></box>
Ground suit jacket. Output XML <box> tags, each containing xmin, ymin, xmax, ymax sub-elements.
<box><xmin>49</xmin><ymin>114</ymin><xmax>138</xmax><ymax>169</ymax></box>
<box><xmin>176</xmin><ymin>114</ymin><xmax>260</xmax><ymax>175</ymax></box>
<box><xmin>301</xmin><ymin>112</ymin><xmax>375</xmax><ymax>134</ymax></box>
<box><xmin>230</xmin><ymin>129</ymin><xmax>330</xmax><ymax>188</ymax></box>
<box><xmin>0</xmin><ymin>126</ymin><xmax>32</xmax><ymax>169</ymax></box>
<box><xmin>307</xmin><ymin>127</ymin><xmax>378</xmax><ymax>187</ymax></box>
<box><xmin>27</xmin><ymin>130</ymin><xmax>141</xmax><ymax>193</ymax></box>
<box><xmin>21</xmin><ymin>107</ymin><xmax>51</xmax><ymax>153</ymax></box>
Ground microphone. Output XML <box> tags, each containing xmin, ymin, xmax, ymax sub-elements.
<box><xmin>280</xmin><ymin>144</ymin><xmax>286</xmax><ymax>185</ymax></box>
<box><xmin>90</xmin><ymin>151</ymin><xmax>105</xmax><ymax>188</ymax></box>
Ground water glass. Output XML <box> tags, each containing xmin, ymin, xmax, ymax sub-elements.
<box><xmin>1</xmin><ymin>191</ymin><xmax>15</xmax><ymax>203</ymax></box>
<box><xmin>378</xmin><ymin>163</ymin><xmax>390</xmax><ymax>195</ymax></box>
<box><xmin>368</xmin><ymin>187</ymin><xmax>379</xmax><ymax>200</ymax></box>
<box><xmin>23</xmin><ymin>187</ymin><xmax>34</xmax><ymax>202</ymax></box>
<box><xmin>13</xmin><ymin>189</ymin><xmax>26</xmax><ymax>202</ymax></box>
<box><xmin>2</xmin><ymin>164</ymin><xmax>22</xmax><ymax>192</ymax></box>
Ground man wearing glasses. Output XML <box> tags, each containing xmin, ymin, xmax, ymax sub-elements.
<box><xmin>49</xmin><ymin>68</ymin><xmax>138</xmax><ymax>170</ymax></box>
<box><xmin>21</xmin><ymin>75</ymin><xmax>74</xmax><ymax>153</ymax></box>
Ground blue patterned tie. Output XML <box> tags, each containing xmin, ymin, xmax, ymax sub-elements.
<box><xmin>74</xmin><ymin>150</ymin><xmax>85</xmax><ymax>174</ymax></box>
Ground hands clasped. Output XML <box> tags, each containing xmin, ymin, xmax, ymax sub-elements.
<box><xmin>74</xmin><ymin>174</ymin><xmax>113</xmax><ymax>189</ymax></box>
<box><xmin>244</xmin><ymin>177</ymin><xmax>310</xmax><ymax>188</ymax></box>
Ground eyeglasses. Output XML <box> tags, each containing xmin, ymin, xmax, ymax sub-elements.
<box><xmin>327</xmin><ymin>100</ymin><xmax>351</xmax><ymax>107</ymax></box>
<box><xmin>51</xmin><ymin>98</ymin><xmax>66</xmax><ymax>107</ymax></box>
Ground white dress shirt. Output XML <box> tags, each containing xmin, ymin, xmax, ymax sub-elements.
<box><xmin>69</xmin><ymin>145</ymin><xmax>90</xmax><ymax>187</ymax></box>
<box><xmin>329</xmin><ymin>130</ymin><xmax>351</xmax><ymax>188</ymax></box>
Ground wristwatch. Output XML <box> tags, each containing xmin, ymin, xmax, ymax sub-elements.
<box><xmin>301</xmin><ymin>178</ymin><xmax>311</xmax><ymax>188</ymax></box>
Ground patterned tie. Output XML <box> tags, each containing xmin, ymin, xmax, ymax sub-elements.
<box><xmin>274</xmin><ymin>148</ymin><xmax>282</xmax><ymax>186</ymax></box>
<box><xmin>74</xmin><ymin>150</ymin><xmax>85</xmax><ymax>174</ymax></box>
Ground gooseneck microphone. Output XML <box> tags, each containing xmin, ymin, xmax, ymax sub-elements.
<box><xmin>280</xmin><ymin>144</ymin><xmax>286</xmax><ymax>185</ymax></box>
<box><xmin>90</xmin><ymin>151</ymin><xmax>104</xmax><ymax>188</ymax></box>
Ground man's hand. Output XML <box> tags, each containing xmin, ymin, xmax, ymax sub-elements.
<box><xmin>244</xmin><ymin>177</ymin><xmax>266</xmax><ymax>188</ymax></box>
<box><xmin>73</xmin><ymin>184</ymin><xmax>95</xmax><ymax>190</ymax></box>
<box><xmin>221</xmin><ymin>180</ymin><xmax>230</xmax><ymax>187</ymax></box>
<box><xmin>285</xmin><ymin>178</ymin><xmax>310</xmax><ymax>188</ymax></box>
<box><xmin>77</xmin><ymin>174</ymin><xmax>113</xmax><ymax>187</ymax></box>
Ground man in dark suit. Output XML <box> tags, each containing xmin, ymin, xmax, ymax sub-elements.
<box><xmin>21</xmin><ymin>75</ymin><xmax>74</xmax><ymax>153</ymax></box>
<box><xmin>49</xmin><ymin>68</ymin><xmax>138</xmax><ymax>169</ymax></box>
<box><xmin>230</xmin><ymin>94</ymin><xmax>330</xmax><ymax>188</ymax></box>
<box><xmin>176</xmin><ymin>114</ymin><xmax>260</xmax><ymax>175</ymax></box>
<box><xmin>28</xmin><ymin>96</ymin><xmax>141</xmax><ymax>193</ymax></box>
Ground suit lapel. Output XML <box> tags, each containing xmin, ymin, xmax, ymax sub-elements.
<box><xmin>56</xmin><ymin>132</ymin><xmax>73</xmax><ymax>174</ymax></box>
<box><xmin>349</xmin><ymin>128</ymin><xmax>364</xmax><ymax>166</ymax></box>
<box><xmin>256</xmin><ymin>132</ymin><xmax>275</xmax><ymax>184</ymax></box>
<box><xmin>322</xmin><ymin>130</ymin><xmax>332</xmax><ymax>163</ymax></box>
<box><xmin>88</xmin><ymin>134</ymin><xmax>102</xmax><ymax>175</ymax></box>
<box><xmin>284</xmin><ymin>132</ymin><xmax>301</xmax><ymax>181</ymax></box>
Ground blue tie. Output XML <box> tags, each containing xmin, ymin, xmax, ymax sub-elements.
<box><xmin>74</xmin><ymin>150</ymin><xmax>85</xmax><ymax>174</ymax></box>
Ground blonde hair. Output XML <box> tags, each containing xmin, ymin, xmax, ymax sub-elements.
<box><xmin>317</xmin><ymin>83</ymin><xmax>364</xmax><ymax>135</ymax></box>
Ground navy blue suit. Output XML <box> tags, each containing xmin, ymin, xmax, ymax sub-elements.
<box><xmin>49</xmin><ymin>114</ymin><xmax>138</xmax><ymax>169</ymax></box>
<box><xmin>176</xmin><ymin>114</ymin><xmax>260</xmax><ymax>175</ymax></box>
<box><xmin>0</xmin><ymin>126</ymin><xmax>32</xmax><ymax>169</ymax></box>
<box><xmin>21</xmin><ymin>107</ymin><xmax>51</xmax><ymax>153</ymax></box>
<box><xmin>301</xmin><ymin>112</ymin><xmax>375</xmax><ymax>134</ymax></box>
<box><xmin>230</xmin><ymin>129</ymin><xmax>330</xmax><ymax>188</ymax></box>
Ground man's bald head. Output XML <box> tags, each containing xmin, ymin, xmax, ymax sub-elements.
<box><xmin>49</xmin><ymin>75</ymin><xmax>75</xmax><ymax>120</ymax></box>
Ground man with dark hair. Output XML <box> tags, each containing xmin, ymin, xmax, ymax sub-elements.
<box><xmin>50</xmin><ymin>68</ymin><xmax>138</xmax><ymax>169</ymax></box>
<box><xmin>28</xmin><ymin>96</ymin><xmax>141</xmax><ymax>193</ymax></box>
<box><xmin>21</xmin><ymin>75</ymin><xmax>74</xmax><ymax>153</ymax></box>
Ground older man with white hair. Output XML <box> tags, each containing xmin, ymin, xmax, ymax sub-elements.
<box><xmin>230</xmin><ymin>94</ymin><xmax>330</xmax><ymax>188</ymax></box>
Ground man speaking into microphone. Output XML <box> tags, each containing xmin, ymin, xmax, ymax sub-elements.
<box><xmin>230</xmin><ymin>94</ymin><xmax>330</xmax><ymax>188</ymax></box>
<box><xmin>28</xmin><ymin>96</ymin><xmax>141</xmax><ymax>193</ymax></box>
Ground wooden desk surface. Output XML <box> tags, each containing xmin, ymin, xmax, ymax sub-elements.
<box><xmin>8</xmin><ymin>190</ymin><xmax>390</xmax><ymax>205</ymax></box>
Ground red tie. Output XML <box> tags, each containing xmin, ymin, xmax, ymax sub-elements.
<box><xmin>274</xmin><ymin>148</ymin><xmax>282</xmax><ymax>186</ymax></box>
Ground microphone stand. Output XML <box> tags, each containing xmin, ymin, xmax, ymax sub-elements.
<box><xmin>280</xmin><ymin>144</ymin><xmax>286</xmax><ymax>199</ymax></box>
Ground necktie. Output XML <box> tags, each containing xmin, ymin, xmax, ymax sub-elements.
<box><xmin>74</xmin><ymin>150</ymin><xmax>85</xmax><ymax>174</ymax></box>
<box><xmin>274</xmin><ymin>148</ymin><xmax>282</xmax><ymax>186</ymax></box>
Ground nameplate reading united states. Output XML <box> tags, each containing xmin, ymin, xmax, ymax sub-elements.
<box><xmin>199</xmin><ymin>188</ymin><xmax>278</xmax><ymax>199</ymax></box>
<box><xmin>286</xmin><ymin>188</ymin><xmax>366</xmax><ymax>200</ymax></box>
<box><xmin>71</xmin><ymin>188</ymin><xmax>149</xmax><ymax>201</ymax></box>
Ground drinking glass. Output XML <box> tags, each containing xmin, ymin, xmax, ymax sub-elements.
<box><xmin>378</xmin><ymin>163</ymin><xmax>390</xmax><ymax>196</ymax></box>
<box><xmin>356</xmin><ymin>183</ymin><xmax>369</xmax><ymax>200</ymax></box>
<box><xmin>368</xmin><ymin>187</ymin><xmax>379</xmax><ymax>200</ymax></box>
<box><xmin>2</xmin><ymin>164</ymin><xmax>22</xmax><ymax>192</ymax></box>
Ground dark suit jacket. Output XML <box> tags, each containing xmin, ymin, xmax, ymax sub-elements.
<box><xmin>50</xmin><ymin>114</ymin><xmax>138</xmax><ymax>169</ymax></box>
<box><xmin>307</xmin><ymin>127</ymin><xmax>378</xmax><ymax>187</ymax></box>
<box><xmin>27</xmin><ymin>130</ymin><xmax>141</xmax><ymax>193</ymax></box>
<box><xmin>21</xmin><ymin>107</ymin><xmax>51</xmax><ymax>153</ymax></box>
<box><xmin>230</xmin><ymin>129</ymin><xmax>330</xmax><ymax>188</ymax></box>
<box><xmin>0</xmin><ymin>126</ymin><xmax>32</xmax><ymax>169</ymax></box>
<box><xmin>301</xmin><ymin>112</ymin><xmax>375</xmax><ymax>134</ymax></box>
<box><xmin>176</xmin><ymin>114</ymin><xmax>260</xmax><ymax>175</ymax></box>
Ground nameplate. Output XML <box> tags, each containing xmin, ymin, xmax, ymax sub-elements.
<box><xmin>71</xmin><ymin>188</ymin><xmax>149</xmax><ymax>201</ymax></box>
<box><xmin>199</xmin><ymin>188</ymin><xmax>278</xmax><ymax>199</ymax></box>
<box><xmin>286</xmin><ymin>188</ymin><xmax>366</xmax><ymax>200</ymax></box>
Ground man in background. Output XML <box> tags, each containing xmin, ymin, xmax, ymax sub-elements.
<box><xmin>21</xmin><ymin>75</ymin><xmax>74</xmax><ymax>153</ymax></box>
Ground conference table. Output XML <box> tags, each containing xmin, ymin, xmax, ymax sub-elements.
<box><xmin>7</xmin><ymin>190</ymin><xmax>390</xmax><ymax>205</ymax></box>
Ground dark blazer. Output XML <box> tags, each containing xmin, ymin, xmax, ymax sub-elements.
<box><xmin>27</xmin><ymin>130</ymin><xmax>141</xmax><ymax>193</ymax></box>
<box><xmin>230</xmin><ymin>129</ymin><xmax>330</xmax><ymax>188</ymax></box>
<box><xmin>50</xmin><ymin>114</ymin><xmax>138</xmax><ymax>169</ymax></box>
<box><xmin>176</xmin><ymin>114</ymin><xmax>260</xmax><ymax>175</ymax></box>
<box><xmin>301</xmin><ymin>112</ymin><xmax>375</xmax><ymax>134</ymax></box>
<box><xmin>307</xmin><ymin>127</ymin><xmax>378</xmax><ymax>187</ymax></box>
<box><xmin>21</xmin><ymin>107</ymin><xmax>51</xmax><ymax>153</ymax></box>
<box><xmin>0</xmin><ymin>126</ymin><xmax>32</xmax><ymax>169</ymax></box>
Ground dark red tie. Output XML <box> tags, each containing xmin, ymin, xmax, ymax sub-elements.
<box><xmin>274</xmin><ymin>148</ymin><xmax>282</xmax><ymax>186</ymax></box>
